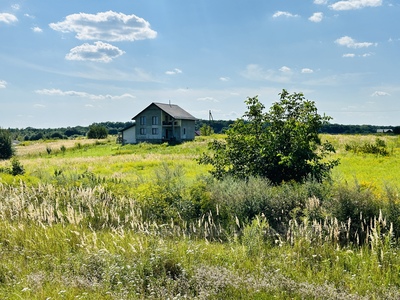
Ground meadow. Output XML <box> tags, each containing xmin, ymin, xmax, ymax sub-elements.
<box><xmin>0</xmin><ymin>134</ymin><xmax>400</xmax><ymax>299</ymax></box>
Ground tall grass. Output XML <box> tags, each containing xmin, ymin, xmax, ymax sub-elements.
<box><xmin>0</xmin><ymin>134</ymin><xmax>400</xmax><ymax>298</ymax></box>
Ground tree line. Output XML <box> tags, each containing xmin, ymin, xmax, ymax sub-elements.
<box><xmin>2</xmin><ymin>119</ymin><xmax>399</xmax><ymax>142</ymax></box>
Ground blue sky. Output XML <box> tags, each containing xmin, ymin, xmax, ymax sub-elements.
<box><xmin>1</xmin><ymin>0</ymin><xmax>399</xmax><ymax>128</ymax></box>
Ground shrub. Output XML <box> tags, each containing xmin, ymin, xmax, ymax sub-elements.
<box><xmin>0</xmin><ymin>128</ymin><xmax>14</xmax><ymax>160</ymax></box>
<box><xmin>199</xmin><ymin>90</ymin><xmax>339</xmax><ymax>184</ymax></box>
<box><xmin>345</xmin><ymin>138</ymin><xmax>389</xmax><ymax>156</ymax></box>
<box><xmin>87</xmin><ymin>124</ymin><xmax>108</xmax><ymax>139</ymax></box>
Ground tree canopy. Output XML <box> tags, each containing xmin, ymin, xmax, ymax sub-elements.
<box><xmin>199</xmin><ymin>90</ymin><xmax>339</xmax><ymax>184</ymax></box>
<box><xmin>0</xmin><ymin>128</ymin><xmax>14</xmax><ymax>160</ymax></box>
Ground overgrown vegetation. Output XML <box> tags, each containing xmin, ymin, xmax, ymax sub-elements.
<box><xmin>0</xmin><ymin>133</ymin><xmax>399</xmax><ymax>298</ymax></box>
<box><xmin>345</xmin><ymin>137</ymin><xmax>389</xmax><ymax>156</ymax></box>
<box><xmin>199</xmin><ymin>90</ymin><xmax>339</xmax><ymax>183</ymax></box>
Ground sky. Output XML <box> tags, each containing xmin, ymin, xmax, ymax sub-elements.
<box><xmin>1</xmin><ymin>0</ymin><xmax>399</xmax><ymax>128</ymax></box>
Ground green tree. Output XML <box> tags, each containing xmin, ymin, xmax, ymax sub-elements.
<box><xmin>87</xmin><ymin>124</ymin><xmax>108</xmax><ymax>139</ymax></box>
<box><xmin>199</xmin><ymin>90</ymin><xmax>339</xmax><ymax>184</ymax></box>
<box><xmin>200</xmin><ymin>124</ymin><xmax>214</xmax><ymax>136</ymax></box>
<box><xmin>0</xmin><ymin>128</ymin><xmax>14</xmax><ymax>160</ymax></box>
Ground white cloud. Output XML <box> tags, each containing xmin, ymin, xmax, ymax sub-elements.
<box><xmin>241</xmin><ymin>64</ymin><xmax>291</xmax><ymax>83</ymax></box>
<box><xmin>0</xmin><ymin>80</ymin><xmax>7</xmax><ymax>88</ymax></box>
<box><xmin>361</xmin><ymin>53</ymin><xmax>372</xmax><ymax>57</ymax></box>
<box><xmin>0</xmin><ymin>13</ymin><xmax>18</xmax><ymax>24</ymax></box>
<box><xmin>32</xmin><ymin>26</ymin><xmax>43</xmax><ymax>33</ymax></box>
<box><xmin>65</xmin><ymin>42</ymin><xmax>125</xmax><ymax>63</ymax></box>
<box><xmin>272</xmin><ymin>11</ymin><xmax>299</xmax><ymax>18</ymax></box>
<box><xmin>197</xmin><ymin>96</ymin><xmax>219</xmax><ymax>102</ymax></box>
<box><xmin>279</xmin><ymin>66</ymin><xmax>291</xmax><ymax>73</ymax></box>
<box><xmin>371</xmin><ymin>91</ymin><xmax>390</xmax><ymax>97</ymax></box>
<box><xmin>343</xmin><ymin>53</ymin><xmax>356</xmax><ymax>57</ymax></box>
<box><xmin>35</xmin><ymin>88</ymin><xmax>135</xmax><ymax>100</ymax></box>
<box><xmin>11</xmin><ymin>4</ymin><xmax>20</xmax><ymax>10</ymax></box>
<box><xmin>314</xmin><ymin>0</ymin><xmax>328</xmax><ymax>4</ymax></box>
<box><xmin>219</xmin><ymin>77</ymin><xmax>230</xmax><ymax>82</ymax></box>
<box><xmin>329</xmin><ymin>0</ymin><xmax>382</xmax><ymax>10</ymax></box>
<box><xmin>301</xmin><ymin>68</ymin><xmax>314</xmax><ymax>74</ymax></box>
<box><xmin>335</xmin><ymin>36</ymin><xmax>377</xmax><ymax>48</ymax></box>
<box><xmin>309</xmin><ymin>12</ymin><xmax>323</xmax><ymax>23</ymax></box>
<box><xmin>165</xmin><ymin>68</ymin><xmax>182</xmax><ymax>75</ymax></box>
<box><xmin>49</xmin><ymin>11</ymin><xmax>157</xmax><ymax>42</ymax></box>
<box><xmin>34</xmin><ymin>104</ymin><xmax>46</xmax><ymax>108</ymax></box>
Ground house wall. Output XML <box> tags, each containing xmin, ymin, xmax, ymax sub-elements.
<box><xmin>122</xmin><ymin>126</ymin><xmax>136</xmax><ymax>144</ymax></box>
<box><xmin>180</xmin><ymin>120</ymin><xmax>196</xmax><ymax>141</ymax></box>
<box><xmin>136</xmin><ymin>105</ymin><xmax>163</xmax><ymax>143</ymax></box>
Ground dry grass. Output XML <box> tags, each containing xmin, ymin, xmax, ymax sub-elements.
<box><xmin>14</xmin><ymin>138</ymin><xmax>105</xmax><ymax>156</ymax></box>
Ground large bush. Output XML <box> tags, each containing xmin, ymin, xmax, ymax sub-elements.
<box><xmin>87</xmin><ymin>124</ymin><xmax>108</xmax><ymax>139</ymax></box>
<box><xmin>199</xmin><ymin>90</ymin><xmax>339</xmax><ymax>184</ymax></box>
<box><xmin>0</xmin><ymin>128</ymin><xmax>14</xmax><ymax>159</ymax></box>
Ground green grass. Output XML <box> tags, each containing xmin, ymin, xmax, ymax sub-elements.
<box><xmin>0</xmin><ymin>134</ymin><xmax>400</xmax><ymax>299</ymax></box>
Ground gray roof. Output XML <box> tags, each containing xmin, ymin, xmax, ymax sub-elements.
<box><xmin>132</xmin><ymin>102</ymin><xmax>197</xmax><ymax>121</ymax></box>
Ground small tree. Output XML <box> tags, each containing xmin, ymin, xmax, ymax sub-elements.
<box><xmin>0</xmin><ymin>128</ymin><xmax>14</xmax><ymax>160</ymax></box>
<box><xmin>87</xmin><ymin>124</ymin><xmax>108</xmax><ymax>139</ymax></box>
<box><xmin>199</xmin><ymin>90</ymin><xmax>339</xmax><ymax>184</ymax></box>
<box><xmin>200</xmin><ymin>124</ymin><xmax>214</xmax><ymax>136</ymax></box>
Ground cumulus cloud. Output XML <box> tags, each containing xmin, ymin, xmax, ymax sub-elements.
<box><xmin>343</xmin><ymin>53</ymin><xmax>356</xmax><ymax>57</ymax></box>
<box><xmin>0</xmin><ymin>13</ymin><xmax>18</xmax><ymax>24</ymax></box>
<box><xmin>0</xmin><ymin>80</ymin><xmax>7</xmax><ymax>88</ymax></box>
<box><xmin>273</xmin><ymin>11</ymin><xmax>299</xmax><ymax>18</ymax></box>
<box><xmin>309</xmin><ymin>12</ymin><xmax>323</xmax><ymax>23</ymax></box>
<box><xmin>335</xmin><ymin>36</ymin><xmax>377</xmax><ymax>48</ymax></box>
<box><xmin>329</xmin><ymin>0</ymin><xmax>382</xmax><ymax>10</ymax></box>
<box><xmin>32</xmin><ymin>26</ymin><xmax>43</xmax><ymax>33</ymax></box>
<box><xmin>371</xmin><ymin>91</ymin><xmax>390</xmax><ymax>97</ymax></box>
<box><xmin>219</xmin><ymin>77</ymin><xmax>230</xmax><ymax>82</ymax></box>
<box><xmin>35</xmin><ymin>88</ymin><xmax>135</xmax><ymax>100</ymax></box>
<box><xmin>65</xmin><ymin>42</ymin><xmax>125</xmax><ymax>62</ymax></box>
<box><xmin>279</xmin><ymin>66</ymin><xmax>291</xmax><ymax>73</ymax></box>
<box><xmin>165</xmin><ymin>68</ymin><xmax>182</xmax><ymax>75</ymax></box>
<box><xmin>49</xmin><ymin>11</ymin><xmax>157</xmax><ymax>42</ymax></box>
<box><xmin>314</xmin><ymin>0</ymin><xmax>328</xmax><ymax>4</ymax></box>
<box><xmin>301</xmin><ymin>68</ymin><xmax>314</xmax><ymax>74</ymax></box>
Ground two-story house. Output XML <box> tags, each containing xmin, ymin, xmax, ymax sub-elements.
<box><xmin>119</xmin><ymin>102</ymin><xmax>197</xmax><ymax>144</ymax></box>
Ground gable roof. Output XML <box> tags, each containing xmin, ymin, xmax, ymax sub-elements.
<box><xmin>132</xmin><ymin>102</ymin><xmax>197</xmax><ymax>121</ymax></box>
<box><xmin>119</xmin><ymin>123</ymin><xmax>136</xmax><ymax>133</ymax></box>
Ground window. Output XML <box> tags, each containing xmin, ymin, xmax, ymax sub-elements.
<box><xmin>183</xmin><ymin>128</ymin><xmax>186</xmax><ymax>135</ymax></box>
<box><xmin>140</xmin><ymin>128</ymin><xmax>146</xmax><ymax>135</ymax></box>
<box><xmin>152</xmin><ymin>116</ymin><xmax>159</xmax><ymax>125</ymax></box>
<box><xmin>140</xmin><ymin>116</ymin><xmax>146</xmax><ymax>125</ymax></box>
<box><xmin>152</xmin><ymin>128</ymin><xmax>158</xmax><ymax>135</ymax></box>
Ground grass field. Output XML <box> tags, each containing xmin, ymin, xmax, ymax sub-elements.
<box><xmin>0</xmin><ymin>134</ymin><xmax>400</xmax><ymax>299</ymax></box>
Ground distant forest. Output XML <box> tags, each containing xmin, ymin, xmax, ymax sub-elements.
<box><xmin>5</xmin><ymin>120</ymin><xmax>400</xmax><ymax>141</ymax></box>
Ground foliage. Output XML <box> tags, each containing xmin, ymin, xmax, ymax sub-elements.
<box><xmin>0</xmin><ymin>135</ymin><xmax>399</xmax><ymax>298</ymax></box>
<box><xmin>199</xmin><ymin>90</ymin><xmax>340</xmax><ymax>184</ymax></box>
<box><xmin>87</xmin><ymin>123</ymin><xmax>108</xmax><ymax>139</ymax></box>
<box><xmin>0</xmin><ymin>157</ymin><xmax>25</xmax><ymax>175</ymax></box>
<box><xmin>345</xmin><ymin>138</ymin><xmax>389</xmax><ymax>156</ymax></box>
<box><xmin>0</xmin><ymin>128</ymin><xmax>14</xmax><ymax>160</ymax></box>
<box><xmin>199</xmin><ymin>124</ymin><xmax>214</xmax><ymax>136</ymax></box>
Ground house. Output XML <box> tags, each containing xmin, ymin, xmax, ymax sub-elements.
<box><xmin>119</xmin><ymin>102</ymin><xmax>197</xmax><ymax>144</ymax></box>
<box><xmin>377</xmin><ymin>128</ymin><xmax>393</xmax><ymax>133</ymax></box>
